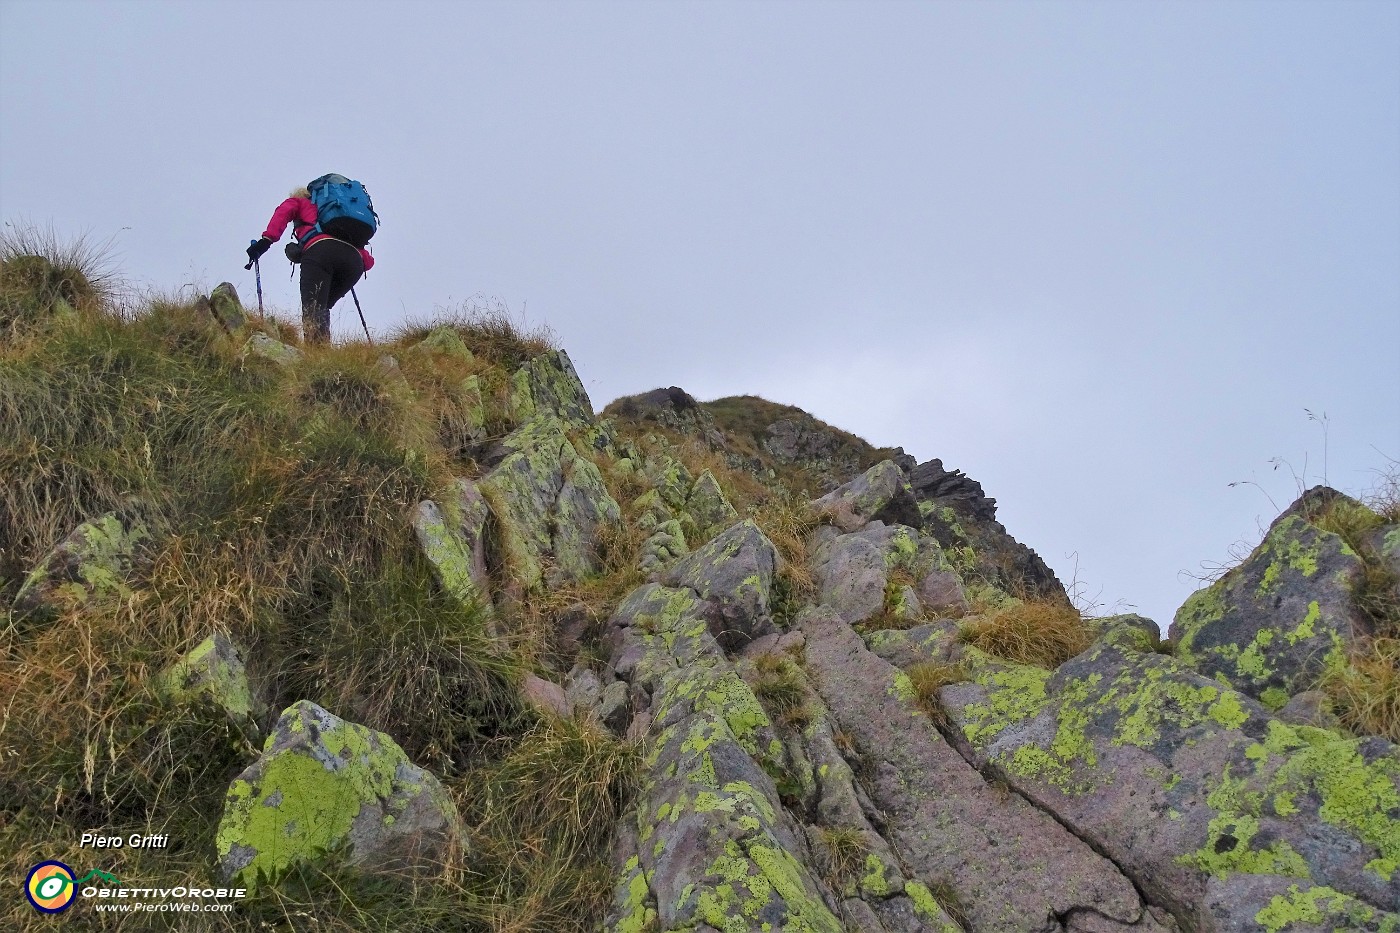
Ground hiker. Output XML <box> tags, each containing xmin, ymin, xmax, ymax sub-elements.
<box><xmin>245</xmin><ymin>174</ymin><xmax>378</xmax><ymax>344</ymax></box>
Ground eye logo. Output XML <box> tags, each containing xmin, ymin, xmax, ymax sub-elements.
<box><xmin>25</xmin><ymin>861</ymin><xmax>76</xmax><ymax>913</ymax></box>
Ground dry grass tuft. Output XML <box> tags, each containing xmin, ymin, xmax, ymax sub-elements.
<box><xmin>1320</xmin><ymin>638</ymin><xmax>1400</xmax><ymax>744</ymax></box>
<box><xmin>815</xmin><ymin>826</ymin><xmax>867</xmax><ymax>889</ymax></box>
<box><xmin>750</xmin><ymin>653</ymin><xmax>809</xmax><ymax>727</ymax></box>
<box><xmin>960</xmin><ymin>600</ymin><xmax>1094</xmax><ymax>669</ymax></box>
<box><xmin>905</xmin><ymin>660</ymin><xmax>970</xmax><ymax>722</ymax></box>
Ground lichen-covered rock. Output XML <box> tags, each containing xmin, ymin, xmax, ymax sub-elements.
<box><xmin>210</xmin><ymin>282</ymin><xmax>245</xmax><ymax>332</ymax></box>
<box><xmin>1170</xmin><ymin>487</ymin><xmax>1373</xmax><ymax>708</ymax></box>
<box><xmin>216</xmin><ymin>701</ymin><xmax>464</xmax><ymax>888</ymax></box>
<box><xmin>157</xmin><ymin>632</ymin><xmax>264</xmax><ymax>731</ymax></box>
<box><xmin>412</xmin><ymin>325</ymin><xmax>474</xmax><ymax>363</ymax></box>
<box><xmin>941</xmin><ymin>639</ymin><xmax>1400</xmax><ymax>929</ymax></box>
<box><xmin>812</xmin><ymin>459</ymin><xmax>922</xmax><ymax>533</ymax></box>
<box><xmin>240</xmin><ymin>332</ymin><xmax>302</xmax><ymax>366</ymax></box>
<box><xmin>638</xmin><ymin>518</ymin><xmax>688</xmax><ymax>575</ymax></box>
<box><xmin>798</xmin><ymin>605</ymin><xmax>1145</xmax><ymax>932</ymax></box>
<box><xmin>1203</xmin><ymin>875</ymin><xmax>1400</xmax><ymax>932</ymax></box>
<box><xmin>1087</xmin><ymin>613</ymin><xmax>1162</xmax><ymax>653</ymax></box>
<box><xmin>509</xmin><ymin>349</ymin><xmax>594</xmax><ymax>427</ymax></box>
<box><xmin>685</xmin><ymin>469</ymin><xmax>739</xmax><ymax>539</ymax></box>
<box><xmin>410</xmin><ymin>479</ymin><xmax>491</xmax><ymax>610</ymax></box>
<box><xmin>602</xmin><ymin>584</ymin><xmax>841</xmax><ymax>933</ymax></box>
<box><xmin>13</xmin><ymin>510</ymin><xmax>149</xmax><ymax>617</ymax></box>
<box><xmin>479</xmin><ymin>416</ymin><xmax>621</xmax><ymax>589</ymax></box>
<box><xmin>658</xmin><ymin>520</ymin><xmax>779</xmax><ymax>651</ymax></box>
<box><xmin>646</xmin><ymin>454</ymin><xmax>695</xmax><ymax>512</ymax></box>
<box><xmin>811</xmin><ymin>521</ymin><xmax>934</xmax><ymax>627</ymax></box>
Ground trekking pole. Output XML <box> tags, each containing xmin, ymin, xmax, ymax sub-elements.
<box><xmin>351</xmin><ymin>286</ymin><xmax>372</xmax><ymax>345</ymax></box>
<box><xmin>243</xmin><ymin>241</ymin><xmax>265</xmax><ymax>319</ymax></box>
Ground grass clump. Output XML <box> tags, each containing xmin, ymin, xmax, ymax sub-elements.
<box><xmin>457</xmin><ymin>717</ymin><xmax>641</xmax><ymax>929</ymax></box>
<box><xmin>0</xmin><ymin>222</ymin><xmax>119</xmax><ymax>342</ymax></box>
<box><xmin>814</xmin><ymin>826</ymin><xmax>867</xmax><ymax>890</ymax></box>
<box><xmin>905</xmin><ymin>660</ymin><xmax>970</xmax><ymax>722</ymax></box>
<box><xmin>392</xmin><ymin>299</ymin><xmax>555</xmax><ymax>372</ymax></box>
<box><xmin>750</xmin><ymin>652</ymin><xmax>811</xmax><ymax>728</ymax></box>
<box><xmin>959</xmin><ymin>600</ymin><xmax>1093</xmax><ymax>669</ymax></box>
<box><xmin>1319</xmin><ymin>638</ymin><xmax>1400</xmax><ymax>744</ymax></box>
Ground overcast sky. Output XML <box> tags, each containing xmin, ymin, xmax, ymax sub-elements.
<box><xmin>3</xmin><ymin>0</ymin><xmax>1397</xmax><ymax>629</ymax></box>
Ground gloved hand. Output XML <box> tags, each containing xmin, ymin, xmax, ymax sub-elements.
<box><xmin>245</xmin><ymin>237</ymin><xmax>272</xmax><ymax>266</ymax></box>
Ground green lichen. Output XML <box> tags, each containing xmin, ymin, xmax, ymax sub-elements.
<box><xmin>1253</xmin><ymin>883</ymin><xmax>1397</xmax><ymax>933</ymax></box>
<box><xmin>889</xmin><ymin>670</ymin><xmax>916</xmax><ymax>704</ymax></box>
<box><xmin>1287</xmin><ymin>601</ymin><xmax>1321</xmax><ymax>645</ymax></box>
<box><xmin>612</xmin><ymin>855</ymin><xmax>658</xmax><ymax>933</ymax></box>
<box><xmin>958</xmin><ymin>659</ymin><xmax>1051</xmax><ymax>746</ymax></box>
<box><xmin>859</xmin><ymin>852</ymin><xmax>892</xmax><ymax>897</ymax></box>
<box><xmin>1260</xmin><ymin>686</ymin><xmax>1291</xmax><ymax>711</ymax></box>
<box><xmin>903</xmin><ymin>881</ymin><xmax>961</xmax><ymax>932</ymax></box>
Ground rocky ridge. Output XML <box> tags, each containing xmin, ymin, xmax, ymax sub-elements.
<box><xmin>5</xmin><ymin>275</ymin><xmax>1398</xmax><ymax>932</ymax></box>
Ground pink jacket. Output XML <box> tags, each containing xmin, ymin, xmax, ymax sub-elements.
<box><xmin>262</xmin><ymin>197</ymin><xmax>375</xmax><ymax>271</ymax></box>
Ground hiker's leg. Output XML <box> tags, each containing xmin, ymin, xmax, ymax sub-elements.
<box><xmin>323</xmin><ymin>242</ymin><xmax>366</xmax><ymax>311</ymax></box>
<box><xmin>298</xmin><ymin>254</ymin><xmax>333</xmax><ymax>344</ymax></box>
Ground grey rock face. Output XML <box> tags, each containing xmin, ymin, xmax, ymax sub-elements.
<box><xmin>411</xmin><ymin>479</ymin><xmax>492</xmax><ymax>610</ymax></box>
<box><xmin>1170</xmin><ymin>487</ymin><xmax>1373</xmax><ymax>708</ymax></box>
<box><xmin>216</xmin><ymin>701</ymin><xmax>464</xmax><ymax>889</ymax></box>
<box><xmin>940</xmin><ymin>639</ymin><xmax>1400</xmax><ymax>929</ymax></box>
<box><xmin>658</xmin><ymin>520</ymin><xmax>779</xmax><ymax>651</ymax></box>
<box><xmin>602</xmin><ymin>584</ymin><xmax>840</xmax><ymax>932</ymax></box>
<box><xmin>479</xmin><ymin>416</ymin><xmax>621</xmax><ymax>589</ymax></box>
<box><xmin>798</xmin><ymin>605</ymin><xmax>1145</xmax><ymax>932</ymax></box>
<box><xmin>812</xmin><ymin>459</ymin><xmax>922</xmax><ymax>533</ymax></box>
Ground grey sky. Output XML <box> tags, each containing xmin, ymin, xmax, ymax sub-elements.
<box><xmin>3</xmin><ymin>0</ymin><xmax>1397</xmax><ymax>628</ymax></box>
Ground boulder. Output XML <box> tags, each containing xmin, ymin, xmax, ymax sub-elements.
<box><xmin>522</xmin><ymin>674</ymin><xmax>570</xmax><ymax>719</ymax></box>
<box><xmin>638</xmin><ymin>518</ymin><xmax>688</xmax><ymax>575</ymax></box>
<box><xmin>412</xmin><ymin>326</ymin><xmax>474</xmax><ymax>363</ymax></box>
<box><xmin>216</xmin><ymin>701</ymin><xmax>464</xmax><ymax>888</ymax></box>
<box><xmin>13</xmin><ymin>510</ymin><xmax>149</xmax><ymax>617</ymax></box>
<box><xmin>1170</xmin><ymin>488</ymin><xmax>1373</xmax><ymax>708</ymax></box>
<box><xmin>157</xmin><ymin>632</ymin><xmax>264</xmax><ymax>732</ymax></box>
<box><xmin>658</xmin><ymin>520</ymin><xmax>779</xmax><ymax>651</ymax></box>
<box><xmin>240</xmin><ymin>333</ymin><xmax>302</xmax><ymax>366</ymax></box>
<box><xmin>209</xmin><ymin>282</ymin><xmax>245</xmax><ymax>332</ymax></box>
<box><xmin>812</xmin><ymin>459</ymin><xmax>922</xmax><ymax>533</ymax></box>
<box><xmin>811</xmin><ymin>521</ymin><xmax>929</xmax><ymax>627</ymax></box>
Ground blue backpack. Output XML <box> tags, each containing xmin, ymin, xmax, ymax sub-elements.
<box><xmin>305</xmin><ymin>173</ymin><xmax>379</xmax><ymax>248</ymax></box>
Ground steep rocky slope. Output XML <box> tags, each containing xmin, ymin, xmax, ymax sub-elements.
<box><xmin>4</xmin><ymin>267</ymin><xmax>1398</xmax><ymax>932</ymax></box>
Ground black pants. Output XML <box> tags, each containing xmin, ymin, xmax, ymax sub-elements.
<box><xmin>299</xmin><ymin>238</ymin><xmax>364</xmax><ymax>343</ymax></box>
